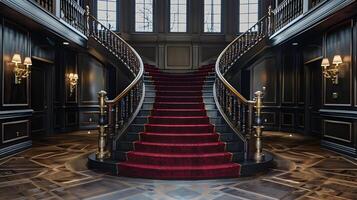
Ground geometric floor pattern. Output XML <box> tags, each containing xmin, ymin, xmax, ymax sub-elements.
<box><xmin>0</xmin><ymin>131</ymin><xmax>356</xmax><ymax>200</ymax></box>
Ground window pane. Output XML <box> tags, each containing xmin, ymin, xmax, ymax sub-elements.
<box><xmin>239</xmin><ymin>0</ymin><xmax>258</xmax><ymax>32</ymax></box>
<box><xmin>170</xmin><ymin>0</ymin><xmax>187</xmax><ymax>32</ymax></box>
<box><xmin>204</xmin><ymin>0</ymin><xmax>221</xmax><ymax>33</ymax></box>
<box><xmin>97</xmin><ymin>0</ymin><xmax>118</xmax><ymax>31</ymax></box>
<box><xmin>135</xmin><ymin>0</ymin><xmax>153</xmax><ymax>32</ymax></box>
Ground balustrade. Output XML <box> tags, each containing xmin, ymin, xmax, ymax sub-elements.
<box><xmin>32</xmin><ymin>0</ymin><xmax>54</xmax><ymax>13</ymax></box>
<box><xmin>273</xmin><ymin>0</ymin><xmax>304</xmax><ymax>31</ymax></box>
<box><xmin>85</xmin><ymin>7</ymin><xmax>144</xmax><ymax>161</ymax></box>
<box><xmin>60</xmin><ymin>0</ymin><xmax>86</xmax><ymax>33</ymax></box>
<box><xmin>214</xmin><ymin>8</ymin><xmax>272</xmax><ymax>161</ymax></box>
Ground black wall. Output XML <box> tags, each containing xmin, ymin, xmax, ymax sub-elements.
<box><xmin>246</xmin><ymin>18</ymin><xmax>357</xmax><ymax>158</ymax></box>
<box><xmin>0</xmin><ymin>15</ymin><xmax>115</xmax><ymax>156</ymax></box>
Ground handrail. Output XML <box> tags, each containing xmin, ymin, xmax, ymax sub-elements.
<box><xmin>84</xmin><ymin>7</ymin><xmax>145</xmax><ymax>161</ymax></box>
<box><xmin>214</xmin><ymin>8</ymin><xmax>272</xmax><ymax>162</ymax></box>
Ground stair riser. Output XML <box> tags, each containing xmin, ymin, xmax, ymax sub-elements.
<box><xmin>125</xmin><ymin>132</ymin><xmax>240</xmax><ymax>143</ymax></box>
<box><xmin>134</xmin><ymin>143</ymin><xmax>226</xmax><ymax>154</ymax></box>
<box><xmin>126</xmin><ymin>153</ymin><xmax>231</xmax><ymax>166</ymax></box>
<box><xmin>155</xmin><ymin>97</ymin><xmax>203</xmax><ymax>102</ymax></box>
<box><xmin>153</xmin><ymin>104</ymin><xmax>205</xmax><ymax>109</ymax></box>
<box><xmin>141</xmin><ymin>103</ymin><xmax>215</xmax><ymax>110</ymax></box>
<box><xmin>155</xmin><ymin>92</ymin><xmax>203</xmax><ymax>96</ymax></box>
<box><xmin>148</xmin><ymin>117</ymin><xmax>210</xmax><ymax>124</ymax></box>
<box><xmin>140</xmin><ymin>134</ymin><xmax>219</xmax><ymax>143</ymax></box>
<box><xmin>151</xmin><ymin>110</ymin><xmax>207</xmax><ymax>117</ymax></box>
<box><xmin>138</xmin><ymin>109</ymin><xmax>218</xmax><ymax>117</ymax></box>
<box><xmin>117</xmin><ymin>165</ymin><xmax>240</xmax><ymax>180</ymax></box>
<box><xmin>113</xmin><ymin>150</ymin><xmax>244</xmax><ymax>163</ymax></box>
<box><xmin>117</xmin><ymin>141</ymin><xmax>242</xmax><ymax>152</ymax></box>
<box><xmin>144</xmin><ymin>125</ymin><xmax>215</xmax><ymax>133</ymax></box>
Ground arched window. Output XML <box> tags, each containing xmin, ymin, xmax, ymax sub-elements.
<box><xmin>170</xmin><ymin>0</ymin><xmax>187</xmax><ymax>32</ymax></box>
<box><xmin>97</xmin><ymin>0</ymin><xmax>117</xmax><ymax>30</ymax></box>
<box><xmin>135</xmin><ymin>0</ymin><xmax>154</xmax><ymax>32</ymax></box>
<box><xmin>204</xmin><ymin>0</ymin><xmax>221</xmax><ymax>33</ymax></box>
<box><xmin>239</xmin><ymin>0</ymin><xmax>258</xmax><ymax>32</ymax></box>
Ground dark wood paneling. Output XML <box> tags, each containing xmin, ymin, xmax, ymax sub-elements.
<box><xmin>79</xmin><ymin>54</ymin><xmax>106</xmax><ymax>104</ymax></box>
<box><xmin>2</xmin><ymin>19</ymin><xmax>30</xmax><ymax>107</ymax></box>
<box><xmin>251</xmin><ymin>57</ymin><xmax>277</xmax><ymax>104</ymax></box>
<box><xmin>323</xmin><ymin>119</ymin><xmax>352</xmax><ymax>143</ymax></box>
<box><xmin>324</xmin><ymin>21</ymin><xmax>353</xmax><ymax>106</ymax></box>
<box><xmin>282</xmin><ymin>53</ymin><xmax>295</xmax><ymax>104</ymax></box>
<box><xmin>1</xmin><ymin>119</ymin><xmax>29</xmax><ymax>144</ymax></box>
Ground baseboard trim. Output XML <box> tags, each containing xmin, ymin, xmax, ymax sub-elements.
<box><xmin>0</xmin><ymin>140</ymin><xmax>32</xmax><ymax>158</ymax></box>
<box><xmin>321</xmin><ymin>140</ymin><xmax>357</xmax><ymax>158</ymax></box>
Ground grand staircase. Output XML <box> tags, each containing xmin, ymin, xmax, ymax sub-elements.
<box><xmin>114</xmin><ymin>64</ymin><xmax>244</xmax><ymax>179</ymax></box>
<box><xmin>87</xmin><ymin>4</ymin><xmax>273</xmax><ymax>180</ymax></box>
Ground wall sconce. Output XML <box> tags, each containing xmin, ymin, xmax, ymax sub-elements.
<box><xmin>12</xmin><ymin>54</ymin><xmax>32</xmax><ymax>84</ymax></box>
<box><xmin>67</xmin><ymin>73</ymin><xmax>78</xmax><ymax>96</ymax></box>
<box><xmin>321</xmin><ymin>55</ymin><xmax>343</xmax><ymax>85</ymax></box>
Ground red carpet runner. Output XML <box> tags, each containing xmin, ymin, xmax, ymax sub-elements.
<box><xmin>118</xmin><ymin>64</ymin><xmax>241</xmax><ymax>179</ymax></box>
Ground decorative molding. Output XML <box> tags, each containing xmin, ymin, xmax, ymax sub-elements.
<box><xmin>1</xmin><ymin>119</ymin><xmax>30</xmax><ymax>144</ymax></box>
<box><xmin>323</xmin><ymin>120</ymin><xmax>352</xmax><ymax>143</ymax></box>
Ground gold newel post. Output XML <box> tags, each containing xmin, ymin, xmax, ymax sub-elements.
<box><xmin>254</xmin><ymin>89</ymin><xmax>265</xmax><ymax>162</ymax></box>
<box><xmin>96</xmin><ymin>90</ymin><xmax>110</xmax><ymax>160</ymax></box>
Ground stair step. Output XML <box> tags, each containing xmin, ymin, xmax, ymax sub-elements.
<box><xmin>156</xmin><ymin>91</ymin><xmax>203</xmax><ymax>96</ymax></box>
<box><xmin>153</xmin><ymin>102</ymin><xmax>205</xmax><ymax>109</ymax></box>
<box><xmin>139</xmin><ymin>132</ymin><xmax>219</xmax><ymax>143</ymax></box>
<box><xmin>155</xmin><ymin>96</ymin><xmax>203</xmax><ymax>102</ymax></box>
<box><xmin>151</xmin><ymin>109</ymin><xmax>207</xmax><ymax>117</ymax></box>
<box><xmin>125</xmin><ymin>152</ymin><xmax>232</xmax><ymax>166</ymax></box>
<box><xmin>126</xmin><ymin>131</ymin><xmax>240</xmax><ymax>143</ymax></box>
<box><xmin>133</xmin><ymin>141</ymin><xmax>225</xmax><ymax>154</ymax></box>
<box><xmin>144</xmin><ymin>124</ymin><xmax>215</xmax><ymax>133</ymax></box>
<box><xmin>148</xmin><ymin>116</ymin><xmax>210</xmax><ymax>124</ymax></box>
<box><xmin>118</xmin><ymin>141</ymin><xmax>241</xmax><ymax>152</ymax></box>
<box><xmin>117</xmin><ymin>162</ymin><xmax>240</xmax><ymax>179</ymax></box>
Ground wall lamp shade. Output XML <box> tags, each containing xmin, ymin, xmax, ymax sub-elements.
<box><xmin>321</xmin><ymin>58</ymin><xmax>330</xmax><ymax>67</ymax></box>
<box><xmin>23</xmin><ymin>57</ymin><xmax>32</xmax><ymax>66</ymax></box>
<box><xmin>12</xmin><ymin>54</ymin><xmax>22</xmax><ymax>64</ymax></box>
<box><xmin>332</xmin><ymin>55</ymin><xmax>343</xmax><ymax>65</ymax></box>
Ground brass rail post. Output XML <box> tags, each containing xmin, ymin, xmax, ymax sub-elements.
<box><xmin>253</xmin><ymin>89</ymin><xmax>265</xmax><ymax>162</ymax></box>
<box><xmin>96</xmin><ymin>90</ymin><xmax>110</xmax><ymax>160</ymax></box>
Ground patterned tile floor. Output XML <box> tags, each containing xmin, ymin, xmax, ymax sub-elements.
<box><xmin>0</xmin><ymin>131</ymin><xmax>356</xmax><ymax>200</ymax></box>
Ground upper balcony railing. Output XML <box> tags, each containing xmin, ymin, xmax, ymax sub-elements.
<box><xmin>84</xmin><ymin>7</ymin><xmax>145</xmax><ymax>161</ymax></box>
<box><xmin>60</xmin><ymin>0</ymin><xmax>86</xmax><ymax>33</ymax></box>
<box><xmin>33</xmin><ymin>0</ymin><xmax>54</xmax><ymax>13</ymax></box>
<box><xmin>273</xmin><ymin>0</ymin><xmax>304</xmax><ymax>31</ymax></box>
<box><xmin>32</xmin><ymin>0</ymin><xmax>86</xmax><ymax>33</ymax></box>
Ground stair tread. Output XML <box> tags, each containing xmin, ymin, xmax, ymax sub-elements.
<box><xmin>140</xmin><ymin>132</ymin><xmax>217</xmax><ymax>136</ymax></box>
<box><xmin>119</xmin><ymin>162</ymin><xmax>240</xmax><ymax>170</ymax></box>
<box><xmin>127</xmin><ymin>151</ymin><xmax>231</xmax><ymax>158</ymax></box>
<box><xmin>135</xmin><ymin>141</ymin><xmax>224</xmax><ymax>146</ymax></box>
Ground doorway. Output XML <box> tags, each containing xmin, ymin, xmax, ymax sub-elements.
<box><xmin>304</xmin><ymin>58</ymin><xmax>323</xmax><ymax>137</ymax></box>
<box><xmin>30</xmin><ymin>58</ymin><xmax>54</xmax><ymax>135</ymax></box>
